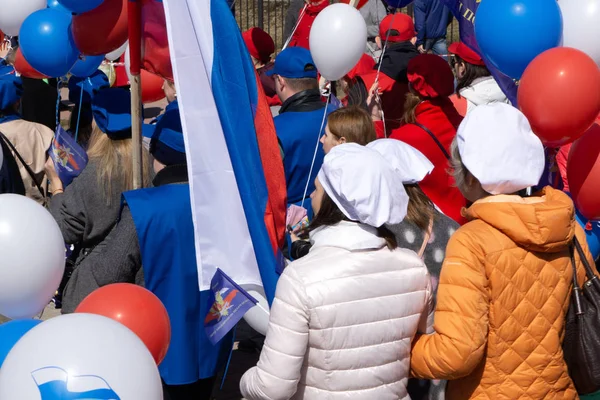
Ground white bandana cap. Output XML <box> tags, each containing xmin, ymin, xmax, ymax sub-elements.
<box><xmin>367</xmin><ymin>138</ymin><xmax>434</xmax><ymax>183</ymax></box>
<box><xmin>456</xmin><ymin>103</ymin><xmax>544</xmax><ymax>195</ymax></box>
<box><xmin>317</xmin><ymin>143</ymin><xmax>409</xmax><ymax>227</ymax></box>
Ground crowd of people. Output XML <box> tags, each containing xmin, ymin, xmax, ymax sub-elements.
<box><xmin>0</xmin><ymin>2</ymin><xmax>598</xmax><ymax>399</ymax></box>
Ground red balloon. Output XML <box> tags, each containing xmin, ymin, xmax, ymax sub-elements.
<box><xmin>72</xmin><ymin>0</ymin><xmax>128</xmax><ymax>56</ymax></box>
<box><xmin>75</xmin><ymin>283</ymin><xmax>171</xmax><ymax>365</ymax></box>
<box><xmin>14</xmin><ymin>48</ymin><xmax>49</xmax><ymax>79</ymax></box>
<box><xmin>518</xmin><ymin>47</ymin><xmax>600</xmax><ymax>148</ymax></box>
<box><xmin>141</xmin><ymin>69</ymin><xmax>166</xmax><ymax>103</ymax></box>
<box><xmin>568</xmin><ymin>123</ymin><xmax>600</xmax><ymax>220</ymax></box>
<box><xmin>0</xmin><ymin>30</ymin><xmax>4</xmax><ymax>44</ymax></box>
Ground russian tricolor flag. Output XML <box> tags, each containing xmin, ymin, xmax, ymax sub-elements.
<box><xmin>159</xmin><ymin>0</ymin><xmax>287</xmax><ymax>304</ymax></box>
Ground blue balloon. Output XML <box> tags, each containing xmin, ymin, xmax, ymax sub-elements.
<box><xmin>385</xmin><ymin>0</ymin><xmax>413</xmax><ymax>8</ymax></box>
<box><xmin>0</xmin><ymin>320</ymin><xmax>42</xmax><ymax>367</ymax></box>
<box><xmin>47</xmin><ymin>0</ymin><xmax>71</xmax><ymax>14</ymax></box>
<box><xmin>19</xmin><ymin>9</ymin><xmax>80</xmax><ymax>78</ymax></box>
<box><xmin>57</xmin><ymin>0</ymin><xmax>103</xmax><ymax>14</ymax></box>
<box><xmin>474</xmin><ymin>0</ymin><xmax>562</xmax><ymax>79</ymax></box>
<box><xmin>575</xmin><ymin>210</ymin><xmax>600</xmax><ymax>261</ymax></box>
<box><xmin>70</xmin><ymin>55</ymin><xmax>105</xmax><ymax>77</ymax></box>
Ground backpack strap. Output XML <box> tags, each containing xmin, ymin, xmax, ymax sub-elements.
<box><xmin>0</xmin><ymin>131</ymin><xmax>46</xmax><ymax>200</ymax></box>
<box><xmin>411</xmin><ymin>121</ymin><xmax>451</xmax><ymax>160</ymax></box>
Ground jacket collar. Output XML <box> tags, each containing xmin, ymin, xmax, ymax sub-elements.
<box><xmin>279</xmin><ymin>89</ymin><xmax>325</xmax><ymax>114</ymax></box>
<box><xmin>152</xmin><ymin>164</ymin><xmax>189</xmax><ymax>187</ymax></box>
<box><xmin>309</xmin><ymin>221</ymin><xmax>386</xmax><ymax>252</ymax></box>
<box><xmin>376</xmin><ymin>41</ymin><xmax>419</xmax><ymax>82</ymax></box>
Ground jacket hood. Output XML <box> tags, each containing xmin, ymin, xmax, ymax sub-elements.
<box><xmin>459</xmin><ymin>77</ymin><xmax>508</xmax><ymax>106</ymax></box>
<box><xmin>464</xmin><ymin>187</ymin><xmax>576</xmax><ymax>253</ymax></box>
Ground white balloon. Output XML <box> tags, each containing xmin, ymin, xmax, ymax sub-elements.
<box><xmin>0</xmin><ymin>0</ymin><xmax>46</xmax><ymax>36</ymax></box>
<box><xmin>0</xmin><ymin>194</ymin><xmax>65</xmax><ymax>319</ymax></box>
<box><xmin>559</xmin><ymin>0</ymin><xmax>600</xmax><ymax>67</ymax></box>
<box><xmin>242</xmin><ymin>284</ymin><xmax>270</xmax><ymax>335</ymax></box>
<box><xmin>309</xmin><ymin>3</ymin><xmax>367</xmax><ymax>81</ymax></box>
<box><xmin>0</xmin><ymin>314</ymin><xmax>163</xmax><ymax>399</ymax></box>
<box><xmin>106</xmin><ymin>40</ymin><xmax>128</xmax><ymax>62</ymax></box>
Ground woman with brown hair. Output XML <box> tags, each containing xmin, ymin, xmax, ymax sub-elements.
<box><xmin>45</xmin><ymin>87</ymin><xmax>152</xmax><ymax>313</ymax></box>
<box><xmin>319</xmin><ymin>105</ymin><xmax>377</xmax><ymax>154</ymax></box>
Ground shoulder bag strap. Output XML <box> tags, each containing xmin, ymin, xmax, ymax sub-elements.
<box><xmin>412</xmin><ymin>121</ymin><xmax>451</xmax><ymax>160</ymax></box>
<box><xmin>569</xmin><ymin>244</ymin><xmax>585</xmax><ymax>316</ymax></box>
<box><xmin>0</xmin><ymin>131</ymin><xmax>46</xmax><ymax>200</ymax></box>
<box><xmin>573</xmin><ymin>235</ymin><xmax>600</xmax><ymax>291</ymax></box>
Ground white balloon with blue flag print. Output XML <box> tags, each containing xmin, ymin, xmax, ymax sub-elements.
<box><xmin>0</xmin><ymin>314</ymin><xmax>163</xmax><ymax>399</ymax></box>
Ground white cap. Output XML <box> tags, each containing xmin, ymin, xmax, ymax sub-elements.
<box><xmin>367</xmin><ymin>139</ymin><xmax>434</xmax><ymax>184</ymax></box>
<box><xmin>456</xmin><ymin>103</ymin><xmax>544</xmax><ymax>195</ymax></box>
<box><xmin>317</xmin><ymin>143</ymin><xmax>409</xmax><ymax>227</ymax></box>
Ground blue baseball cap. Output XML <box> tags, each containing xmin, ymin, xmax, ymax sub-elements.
<box><xmin>92</xmin><ymin>88</ymin><xmax>133</xmax><ymax>140</ymax></box>
<box><xmin>266</xmin><ymin>47</ymin><xmax>318</xmax><ymax>79</ymax></box>
<box><xmin>150</xmin><ymin>101</ymin><xmax>186</xmax><ymax>166</ymax></box>
<box><xmin>0</xmin><ymin>73</ymin><xmax>22</xmax><ymax>110</ymax></box>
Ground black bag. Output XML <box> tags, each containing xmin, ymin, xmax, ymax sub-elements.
<box><xmin>563</xmin><ymin>236</ymin><xmax>600</xmax><ymax>394</ymax></box>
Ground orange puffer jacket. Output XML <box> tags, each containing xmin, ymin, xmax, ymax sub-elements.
<box><xmin>410</xmin><ymin>187</ymin><xmax>595</xmax><ymax>399</ymax></box>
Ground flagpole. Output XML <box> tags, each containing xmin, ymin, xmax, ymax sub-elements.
<box><xmin>128</xmin><ymin>0</ymin><xmax>144</xmax><ymax>189</ymax></box>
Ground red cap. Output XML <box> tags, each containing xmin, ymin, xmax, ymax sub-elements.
<box><xmin>407</xmin><ymin>54</ymin><xmax>455</xmax><ymax>99</ymax></box>
<box><xmin>242</xmin><ymin>27</ymin><xmax>275</xmax><ymax>64</ymax></box>
<box><xmin>379</xmin><ymin>13</ymin><xmax>415</xmax><ymax>43</ymax></box>
<box><xmin>346</xmin><ymin>54</ymin><xmax>376</xmax><ymax>80</ymax></box>
<box><xmin>448</xmin><ymin>42</ymin><xmax>485</xmax><ymax>66</ymax></box>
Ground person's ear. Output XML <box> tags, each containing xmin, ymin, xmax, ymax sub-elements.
<box><xmin>339</xmin><ymin>136</ymin><xmax>347</xmax><ymax>144</ymax></box>
<box><xmin>277</xmin><ymin>75</ymin><xmax>285</xmax><ymax>90</ymax></box>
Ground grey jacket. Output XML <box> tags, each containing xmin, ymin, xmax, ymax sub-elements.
<box><xmin>360</xmin><ymin>0</ymin><xmax>387</xmax><ymax>39</ymax></box>
<box><xmin>49</xmin><ymin>161</ymin><xmax>125</xmax><ymax>260</ymax></box>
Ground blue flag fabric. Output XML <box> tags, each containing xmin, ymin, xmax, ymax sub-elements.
<box><xmin>50</xmin><ymin>125</ymin><xmax>88</xmax><ymax>187</ymax></box>
<box><xmin>444</xmin><ymin>0</ymin><xmax>518</xmax><ymax>106</ymax></box>
<box><xmin>205</xmin><ymin>268</ymin><xmax>258</xmax><ymax>345</ymax></box>
<box><xmin>32</xmin><ymin>366</ymin><xmax>120</xmax><ymax>400</ymax></box>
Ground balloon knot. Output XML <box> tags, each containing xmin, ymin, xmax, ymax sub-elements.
<box><xmin>585</xmin><ymin>221</ymin><xmax>593</xmax><ymax>231</ymax></box>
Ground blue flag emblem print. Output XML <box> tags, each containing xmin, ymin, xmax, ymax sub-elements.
<box><xmin>32</xmin><ymin>367</ymin><xmax>120</xmax><ymax>400</ymax></box>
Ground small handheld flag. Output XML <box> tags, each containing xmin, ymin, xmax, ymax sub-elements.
<box><xmin>205</xmin><ymin>268</ymin><xmax>258</xmax><ymax>345</ymax></box>
<box><xmin>50</xmin><ymin>125</ymin><xmax>88</xmax><ymax>187</ymax></box>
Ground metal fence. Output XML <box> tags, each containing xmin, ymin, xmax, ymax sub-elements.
<box><xmin>234</xmin><ymin>0</ymin><xmax>460</xmax><ymax>53</ymax></box>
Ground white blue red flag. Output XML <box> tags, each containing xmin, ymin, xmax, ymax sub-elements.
<box><xmin>205</xmin><ymin>268</ymin><xmax>258</xmax><ymax>345</ymax></box>
<box><xmin>160</xmin><ymin>0</ymin><xmax>287</xmax><ymax>304</ymax></box>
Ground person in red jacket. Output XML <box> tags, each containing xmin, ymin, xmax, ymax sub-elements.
<box><xmin>243</xmin><ymin>27</ymin><xmax>281</xmax><ymax>106</ymax></box>
<box><xmin>371</xmin><ymin>54</ymin><xmax>467</xmax><ymax>225</ymax></box>
<box><xmin>357</xmin><ymin>13</ymin><xmax>420</xmax><ymax>134</ymax></box>
<box><xmin>288</xmin><ymin>0</ymin><xmax>329</xmax><ymax>50</ymax></box>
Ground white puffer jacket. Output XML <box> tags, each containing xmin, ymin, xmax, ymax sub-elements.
<box><xmin>459</xmin><ymin>76</ymin><xmax>510</xmax><ymax>114</ymax></box>
<box><xmin>240</xmin><ymin>221</ymin><xmax>433</xmax><ymax>400</ymax></box>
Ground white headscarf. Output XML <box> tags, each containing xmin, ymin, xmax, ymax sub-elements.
<box><xmin>317</xmin><ymin>143</ymin><xmax>409</xmax><ymax>227</ymax></box>
<box><xmin>456</xmin><ymin>103</ymin><xmax>544</xmax><ymax>195</ymax></box>
<box><xmin>367</xmin><ymin>139</ymin><xmax>434</xmax><ymax>183</ymax></box>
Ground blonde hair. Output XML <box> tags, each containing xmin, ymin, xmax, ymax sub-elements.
<box><xmin>87</xmin><ymin>126</ymin><xmax>152</xmax><ymax>205</ymax></box>
<box><xmin>327</xmin><ymin>106</ymin><xmax>377</xmax><ymax>145</ymax></box>
<box><xmin>401</xmin><ymin>91</ymin><xmax>422</xmax><ymax>124</ymax></box>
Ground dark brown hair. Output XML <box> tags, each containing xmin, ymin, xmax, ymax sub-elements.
<box><xmin>327</xmin><ymin>106</ymin><xmax>377</xmax><ymax>146</ymax></box>
<box><xmin>454</xmin><ymin>55</ymin><xmax>491</xmax><ymax>98</ymax></box>
<box><xmin>309</xmin><ymin>192</ymin><xmax>398</xmax><ymax>250</ymax></box>
<box><xmin>404</xmin><ymin>184</ymin><xmax>435</xmax><ymax>232</ymax></box>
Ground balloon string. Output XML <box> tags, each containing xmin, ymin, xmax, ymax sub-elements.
<box><xmin>219</xmin><ymin>326</ymin><xmax>236</xmax><ymax>390</ymax></box>
<box><xmin>282</xmin><ymin>5</ymin><xmax>308</xmax><ymax>51</ymax></box>
<box><xmin>374</xmin><ymin>10</ymin><xmax>398</xmax><ymax>85</ymax></box>
<box><xmin>301</xmin><ymin>92</ymin><xmax>330</xmax><ymax>209</ymax></box>
<box><xmin>55</xmin><ymin>77</ymin><xmax>63</xmax><ymax>130</ymax></box>
<box><xmin>74</xmin><ymin>78</ymin><xmax>89</xmax><ymax>143</ymax></box>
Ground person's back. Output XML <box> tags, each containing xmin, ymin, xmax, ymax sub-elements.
<box><xmin>268</xmin><ymin>47</ymin><xmax>335</xmax><ymax>213</ymax></box>
<box><xmin>276</xmin><ymin>222</ymin><xmax>430</xmax><ymax>399</ymax></box>
<box><xmin>410</xmin><ymin>104</ymin><xmax>589</xmax><ymax>400</ymax></box>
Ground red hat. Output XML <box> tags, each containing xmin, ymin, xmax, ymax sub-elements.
<box><xmin>379</xmin><ymin>13</ymin><xmax>415</xmax><ymax>43</ymax></box>
<box><xmin>448</xmin><ymin>42</ymin><xmax>485</xmax><ymax>66</ymax></box>
<box><xmin>242</xmin><ymin>27</ymin><xmax>275</xmax><ymax>64</ymax></box>
<box><xmin>407</xmin><ymin>54</ymin><xmax>455</xmax><ymax>99</ymax></box>
<box><xmin>346</xmin><ymin>54</ymin><xmax>375</xmax><ymax>80</ymax></box>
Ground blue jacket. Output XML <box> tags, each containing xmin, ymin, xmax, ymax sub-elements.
<box><xmin>414</xmin><ymin>0</ymin><xmax>452</xmax><ymax>46</ymax></box>
<box><xmin>275</xmin><ymin>89</ymin><xmax>336</xmax><ymax>216</ymax></box>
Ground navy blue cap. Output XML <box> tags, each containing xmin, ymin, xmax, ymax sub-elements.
<box><xmin>0</xmin><ymin>74</ymin><xmax>23</xmax><ymax>110</ymax></box>
<box><xmin>266</xmin><ymin>47</ymin><xmax>317</xmax><ymax>79</ymax></box>
<box><xmin>69</xmin><ymin>70</ymin><xmax>110</xmax><ymax>105</ymax></box>
<box><xmin>150</xmin><ymin>101</ymin><xmax>186</xmax><ymax>166</ymax></box>
<box><xmin>91</xmin><ymin>88</ymin><xmax>132</xmax><ymax>140</ymax></box>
